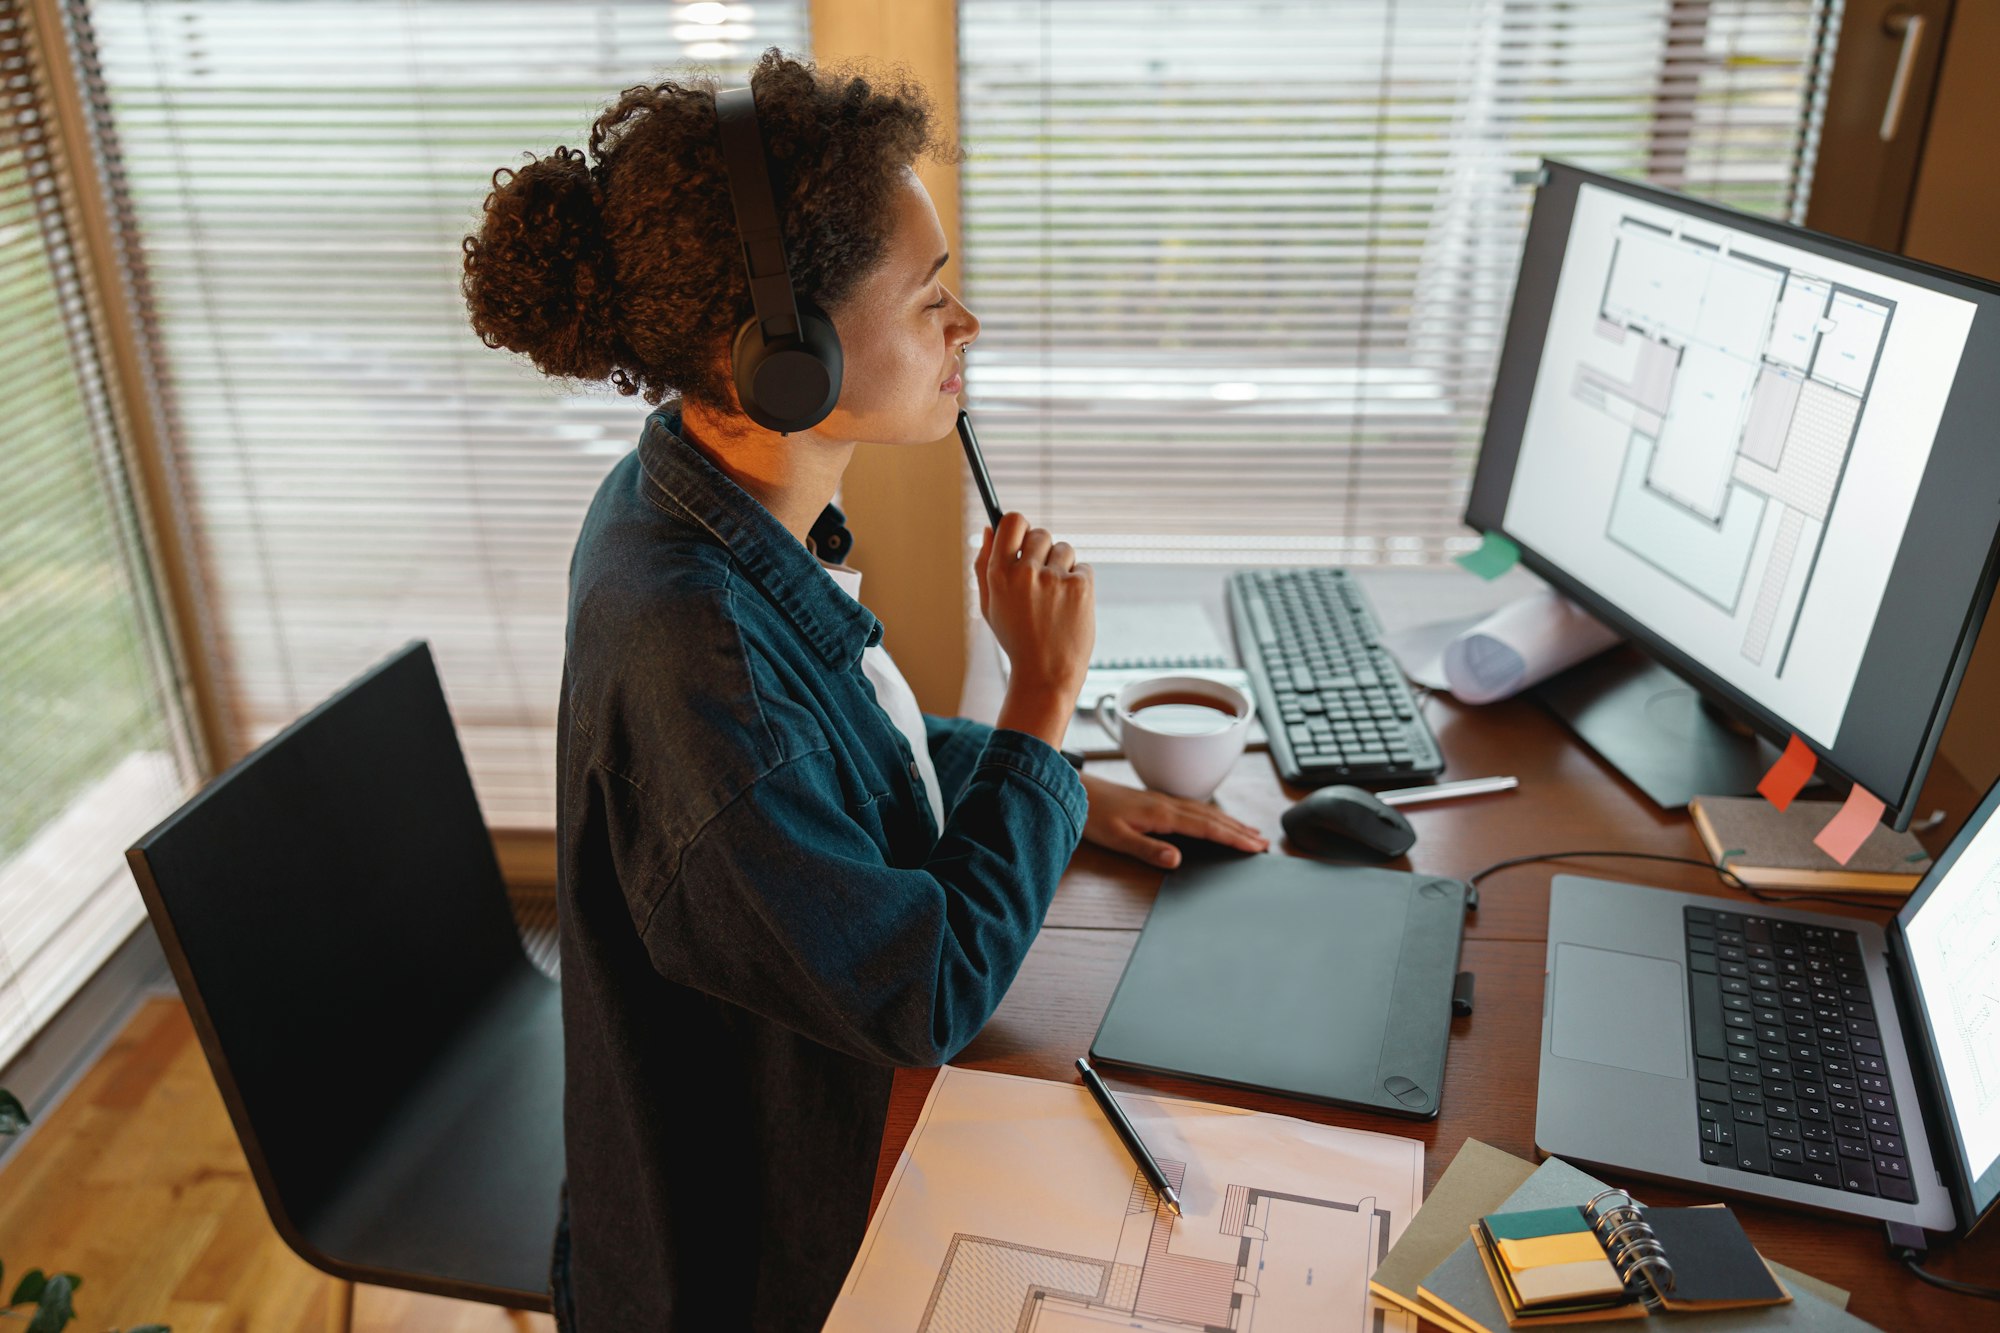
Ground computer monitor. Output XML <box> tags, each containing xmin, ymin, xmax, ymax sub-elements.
<box><xmin>1895</xmin><ymin>772</ymin><xmax>2000</xmax><ymax>1234</ymax></box>
<box><xmin>1465</xmin><ymin>160</ymin><xmax>2000</xmax><ymax>829</ymax></box>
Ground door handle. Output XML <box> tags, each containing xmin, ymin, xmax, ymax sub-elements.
<box><xmin>1879</xmin><ymin>9</ymin><xmax>1927</xmax><ymax>142</ymax></box>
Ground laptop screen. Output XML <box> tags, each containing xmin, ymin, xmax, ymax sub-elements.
<box><xmin>1899</xmin><ymin>778</ymin><xmax>2000</xmax><ymax>1231</ymax></box>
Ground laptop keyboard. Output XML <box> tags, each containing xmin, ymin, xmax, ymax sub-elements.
<box><xmin>1684</xmin><ymin>906</ymin><xmax>1917</xmax><ymax>1204</ymax></box>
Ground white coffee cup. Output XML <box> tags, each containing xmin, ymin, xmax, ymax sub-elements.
<box><xmin>1094</xmin><ymin>674</ymin><xmax>1255</xmax><ymax>802</ymax></box>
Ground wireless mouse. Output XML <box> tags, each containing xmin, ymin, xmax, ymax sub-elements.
<box><xmin>1280</xmin><ymin>784</ymin><xmax>1417</xmax><ymax>861</ymax></box>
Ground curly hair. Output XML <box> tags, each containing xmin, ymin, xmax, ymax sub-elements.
<box><xmin>461</xmin><ymin>48</ymin><xmax>957</xmax><ymax>409</ymax></box>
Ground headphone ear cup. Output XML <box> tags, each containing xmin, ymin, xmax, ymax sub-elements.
<box><xmin>732</xmin><ymin>297</ymin><xmax>843</xmax><ymax>434</ymax></box>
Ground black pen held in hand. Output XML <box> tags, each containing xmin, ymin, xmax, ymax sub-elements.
<box><xmin>1075</xmin><ymin>1056</ymin><xmax>1182</xmax><ymax>1217</ymax></box>
<box><xmin>956</xmin><ymin>409</ymin><xmax>1004</xmax><ymax>533</ymax></box>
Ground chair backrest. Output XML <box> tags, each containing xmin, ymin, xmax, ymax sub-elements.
<box><xmin>127</xmin><ymin>641</ymin><xmax>531</xmax><ymax>1230</ymax></box>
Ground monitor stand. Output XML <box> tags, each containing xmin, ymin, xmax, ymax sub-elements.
<box><xmin>1531</xmin><ymin>648</ymin><xmax>1787</xmax><ymax>810</ymax></box>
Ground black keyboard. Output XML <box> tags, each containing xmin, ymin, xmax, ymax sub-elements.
<box><xmin>1225</xmin><ymin>568</ymin><xmax>1445</xmax><ymax>787</ymax></box>
<box><xmin>1684</xmin><ymin>906</ymin><xmax>1917</xmax><ymax>1203</ymax></box>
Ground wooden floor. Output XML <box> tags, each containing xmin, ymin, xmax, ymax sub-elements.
<box><xmin>0</xmin><ymin>997</ymin><xmax>556</xmax><ymax>1333</ymax></box>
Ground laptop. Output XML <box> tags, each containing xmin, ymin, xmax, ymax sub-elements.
<box><xmin>1537</xmin><ymin>777</ymin><xmax>2000</xmax><ymax>1235</ymax></box>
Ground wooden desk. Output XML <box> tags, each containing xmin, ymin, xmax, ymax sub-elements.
<box><xmin>873</xmin><ymin>566</ymin><xmax>1998</xmax><ymax>1328</ymax></box>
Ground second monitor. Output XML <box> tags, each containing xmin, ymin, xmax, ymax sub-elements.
<box><xmin>1465</xmin><ymin>160</ymin><xmax>2000</xmax><ymax>829</ymax></box>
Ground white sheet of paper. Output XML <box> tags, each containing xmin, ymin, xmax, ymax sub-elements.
<box><xmin>828</xmin><ymin>1066</ymin><xmax>1424</xmax><ymax>1333</ymax></box>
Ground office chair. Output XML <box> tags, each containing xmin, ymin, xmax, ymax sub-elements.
<box><xmin>126</xmin><ymin>642</ymin><xmax>562</xmax><ymax>1330</ymax></box>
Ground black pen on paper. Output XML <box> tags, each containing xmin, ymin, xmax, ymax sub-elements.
<box><xmin>1075</xmin><ymin>1056</ymin><xmax>1182</xmax><ymax>1218</ymax></box>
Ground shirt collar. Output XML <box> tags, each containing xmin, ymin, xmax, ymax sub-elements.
<box><xmin>637</xmin><ymin>406</ymin><xmax>882</xmax><ymax>670</ymax></box>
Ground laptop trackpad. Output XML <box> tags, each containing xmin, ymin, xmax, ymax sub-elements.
<box><xmin>1551</xmin><ymin>944</ymin><xmax>1687</xmax><ymax>1080</ymax></box>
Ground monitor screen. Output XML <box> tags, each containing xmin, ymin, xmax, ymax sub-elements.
<box><xmin>1467</xmin><ymin>162</ymin><xmax>2000</xmax><ymax>824</ymax></box>
<box><xmin>1899</xmin><ymin>778</ymin><xmax>2000</xmax><ymax>1232</ymax></box>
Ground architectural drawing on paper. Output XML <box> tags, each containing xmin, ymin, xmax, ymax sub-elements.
<box><xmin>916</xmin><ymin>1159</ymin><xmax>1396</xmax><ymax>1333</ymax></box>
<box><xmin>1569</xmin><ymin>215</ymin><xmax>1894</xmax><ymax>675</ymax></box>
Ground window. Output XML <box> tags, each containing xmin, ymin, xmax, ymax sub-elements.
<box><xmin>71</xmin><ymin>0</ymin><xmax>809</xmax><ymax>828</ymax></box>
<box><xmin>0</xmin><ymin>0</ymin><xmax>194</xmax><ymax>1069</ymax></box>
<box><xmin>957</xmin><ymin>0</ymin><xmax>1836</xmax><ymax>564</ymax></box>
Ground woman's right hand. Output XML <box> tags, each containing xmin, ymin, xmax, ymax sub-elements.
<box><xmin>978</xmin><ymin>513</ymin><xmax>1094</xmax><ymax>746</ymax></box>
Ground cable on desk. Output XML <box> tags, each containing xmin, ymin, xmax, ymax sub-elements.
<box><xmin>1465</xmin><ymin>849</ymin><xmax>1902</xmax><ymax>912</ymax></box>
<box><xmin>1901</xmin><ymin>1256</ymin><xmax>2000</xmax><ymax>1301</ymax></box>
<box><xmin>1887</xmin><ymin>1222</ymin><xmax>2000</xmax><ymax>1301</ymax></box>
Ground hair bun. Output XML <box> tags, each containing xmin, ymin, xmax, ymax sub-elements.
<box><xmin>462</xmin><ymin>144</ymin><xmax>625</xmax><ymax>379</ymax></box>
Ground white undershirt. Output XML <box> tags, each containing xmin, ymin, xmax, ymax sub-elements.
<box><xmin>820</xmin><ymin>561</ymin><xmax>947</xmax><ymax>832</ymax></box>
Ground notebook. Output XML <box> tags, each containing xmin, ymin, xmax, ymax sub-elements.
<box><xmin>1475</xmin><ymin>1198</ymin><xmax>1788</xmax><ymax>1324</ymax></box>
<box><xmin>1689</xmin><ymin>794</ymin><xmax>1931</xmax><ymax>893</ymax></box>
<box><xmin>1368</xmin><ymin>1144</ymin><xmax>1851</xmax><ymax>1333</ymax></box>
<box><xmin>1415</xmin><ymin>1157</ymin><xmax>1878</xmax><ymax>1333</ymax></box>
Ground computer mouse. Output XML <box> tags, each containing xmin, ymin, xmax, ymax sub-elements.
<box><xmin>1281</xmin><ymin>784</ymin><xmax>1416</xmax><ymax>861</ymax></box>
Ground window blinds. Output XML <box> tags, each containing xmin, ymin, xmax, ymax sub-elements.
<box><xmin>73</xmin><ymin>0</ymin><xmax>808</xmax><ymax>828</ymax></box>
<box><xmin>956</xmin><ymin>0</ymin><xmax>1836</xmax><ymax>565</ymax></box>
<box><xmin>0</xmin><ymin>0</ymin><xmax>192</xmax><ymax>1070</ymax></box>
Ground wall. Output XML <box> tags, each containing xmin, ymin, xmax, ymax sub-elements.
<box><xmin>1900</xmin><ymin>1</ymin><xmax>2000</xmax><ymax>794</ymax></box>
<box><xmin>810</xmin><ymin>0</ymin><xmax>971</xmax><ymax>715</ymax></box>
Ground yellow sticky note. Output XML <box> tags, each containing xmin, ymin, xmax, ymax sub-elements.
<box><xmin>1498</xmin><ymin>1230</ymin><xmax>1609</xmax><ymax>1270</ymax></box>
<box><xmin>1511</xmin><ymin>1257</ymin><xmax>1629</xmax><ymax>1305</ymax></box>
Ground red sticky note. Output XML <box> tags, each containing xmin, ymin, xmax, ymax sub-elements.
<box><xmin>1814</xmin><ymin>785</ymin><xmax>1888</xmax><ymax>866</ymax></box>
<box><xmin>1757</xmin><ymin>733</ymin><xmax>1816</xmax><ymax>812</ymax></box>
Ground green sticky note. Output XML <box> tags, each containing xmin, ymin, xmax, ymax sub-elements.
<box><xmin>1482</xmin><ymin>1205</ymin><xmax>1591</xmax><ymax>1241</ymax></box>
<box><xmin>1455</xmin><ymin>530</ymin><xmax>1520</xmax><ymax>580</ymax></box>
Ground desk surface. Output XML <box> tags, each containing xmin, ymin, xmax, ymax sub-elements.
<box><xmin>872</xmin><ymin>564</ymin><xmax>1997</xmax><ymax>1330</ymax></box>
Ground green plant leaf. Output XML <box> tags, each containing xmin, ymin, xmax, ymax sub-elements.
<box><xmin>10</xmin><ymin>1269</ymin><xmax>45</xmax><ymax>1306</ymax></box>
<box><xmin>0</xmin><ymin>1089</ymin><xmax>28</xmax><ymax>1135</ymax></box>
<box><xmin>26</xmin><ymin>1272</ymin><xmax>74</xmax><ymax>1333</ymax></box>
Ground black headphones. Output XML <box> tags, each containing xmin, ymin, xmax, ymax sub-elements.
<box><xmin>714</xmin><ymin>84</ymin><xmax>842</xmax><ymax>434</ymax></box>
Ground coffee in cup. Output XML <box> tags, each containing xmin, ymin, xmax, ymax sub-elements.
<box><xmin>1123</xmin><ymin>690</ymin><xmax>1243</xmax><ymax>733</ymax></box>
<box><xmin>1094</xmin><ymin>674</ymin><xmax>1255</xmax><ymax>801</ymax></box>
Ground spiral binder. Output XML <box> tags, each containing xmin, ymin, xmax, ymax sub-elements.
<box><xmin>1091</xmin><ymin>653</ymin><xmax>1230</xmax><ymax>671</ymax></box>
<box><xmin>1581</xmin><ymin>1188</ymin><xmax>1675</xmax><ymax>1305</ymax></box>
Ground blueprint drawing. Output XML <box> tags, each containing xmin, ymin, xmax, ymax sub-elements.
<box><xmin>1572</xmin><ymin>216</ymin><xmax>1894</xmax><ymax>676</ymax></box>
<box><xmin>919</xmin><ymin>1163</ymin><xmax>1392</xmax><ymax>1332</ymax></box>
<box><xmin>828</xmin><ymin>1067</ymin><xmax>1423</xmax><ymax>1333</ymax></box>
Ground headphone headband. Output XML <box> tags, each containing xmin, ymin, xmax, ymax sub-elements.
<box><xmin>714</xmin><ymin>83</ymin><xmax>842</xmax><ymax>433</ymax></box>
<box><xmin>715</xmin><ymin>86</ymin><xmax>802</xmax><ymax>345</ymax></box>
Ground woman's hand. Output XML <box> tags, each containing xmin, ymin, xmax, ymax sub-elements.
<box><xmin>981</xmin><ymin>512</ymin><xmax>1095</xmax><ymax>748</ymax></box>
<box><xmin>1079</xmin><ymin>773</ymin><xmax>1269</xmax><ymax>869</ymax></box>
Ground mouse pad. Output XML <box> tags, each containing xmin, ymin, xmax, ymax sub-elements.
<box><xmin>1089</xmin><ymin>853</ymin><xmax>1469</xmax><ymax>1119</ymax></box>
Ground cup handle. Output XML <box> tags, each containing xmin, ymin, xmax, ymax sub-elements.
<box><xmin>1094</xmin><ymin>694</ymin><xmax>1121</xmax><ymax>744</ymax></box>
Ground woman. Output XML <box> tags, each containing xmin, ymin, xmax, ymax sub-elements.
<box><xmin>462</xmin><ymin>49</ymin><xmax>1267</xmax><ymax>1331</ymax></box>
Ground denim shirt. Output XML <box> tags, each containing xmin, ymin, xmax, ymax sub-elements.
<box><xmin>551</xmin><ymin>407</ymin><xmax>1088</xmax><ymax>1331</ymax></box>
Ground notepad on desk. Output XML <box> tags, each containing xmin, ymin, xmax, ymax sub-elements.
<box><xmin>1690</xmin><ymin>794</ymin><xmax>1931</xmax><ymax>894</ymax></box>
<box><xmin>1057</xmin><ymin>600</ymin><xmax>1268</xmax><ymax>757</ymax></box>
